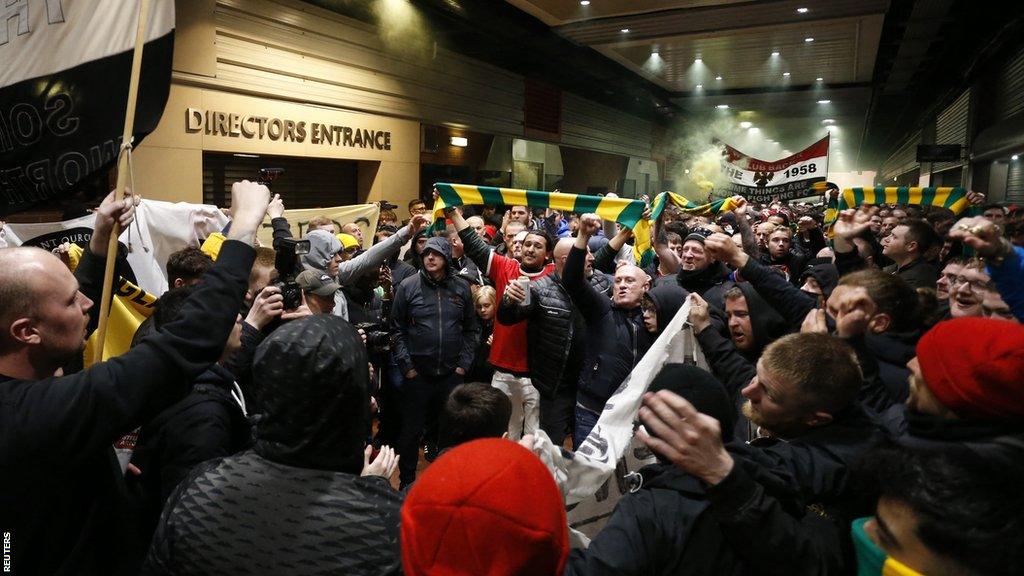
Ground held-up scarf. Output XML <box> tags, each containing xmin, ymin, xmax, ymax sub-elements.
<box><xmin>431</xmin><ymin>183</ymin><xmax>737</xmax><ymax>267</ymax></box>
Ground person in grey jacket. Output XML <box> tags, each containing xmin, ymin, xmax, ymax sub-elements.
<box><xmin>391</xmin><ymin>236</ymin><xmax>480</xmax><ymax>486</ymax></box>
<box><xmin>265</xmin><ymin>194</ymin><xmax>428</xmax><ymax>319</ymax></box>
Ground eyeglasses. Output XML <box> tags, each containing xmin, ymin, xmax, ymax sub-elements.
<box><xmin>952</xmin><ymin>275</ymin><xmax>993</xmax><ymax>293</ymax></box>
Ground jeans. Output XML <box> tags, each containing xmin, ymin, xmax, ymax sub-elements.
<box><xmin>573</xmin><ymin>403</ymin><xmax>601</xmax><ymax>450</ymax></box>
<box><xmin>539</xmin><ymin>385</ymin><xmax>576</xmax><ymax>448</ymax></box>
<box><xmin>397</xmin><ymin>371</ymin><xmax>462</xmax><ymax>485</ymax></box>
<box><xmin>491</xmin><ymin>371</ymin><xmax>540</xmax><ymax>440</ymax></box>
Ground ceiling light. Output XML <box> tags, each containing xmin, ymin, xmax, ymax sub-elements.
<box><xmin>716</xmin><ymin>104</ymin><xmax>729</xmax><ymax>109</ymax></box>
<box><xmin>450</xmin><ymin>136</ymin><xmax>468</xmax><ymax>147</ymax></box>
<box><xmin>695</xmin><ymin>84</ymin><xmax>703</xmax><ymax>89</ymax></box>
<box><xmin>620</xmin><ymin>28</ymin><xmax>629</xmax><ymax>33</ymax></box>
<box><xmin>805</xmin><ymin>37</ymin><xmax>814</xmax><ymax>43</ymax></box>
<box><xmin>748</xmin><ymin>127</ymin><xmax>760</xmax><ymax>134</ymax></box>
<box><xmin>685</xmin><ymin>169</ymin><xmax>690</xmax><ymax>174</ymax></box>
<box><xmin>797</xmin><ymin>7</ymin><xmax>809</xmax><ymax>13</ymax></box>
<box><xmin>783</xmin><ymin>72</ymin><xmax>791</xmax><ymax>77</ymax></box>
<box><xmin>739</xmin><ymin>121</ymin><xmax>752</xmax><ymax>129</ymax></box>
<box><xmin>715</xmin><ymin>75</ymin><xmax>723</xmax><ymax>80</ymax></box>
<box><xmin>579</xmin><ymin>0</ymin><xmax>590</xmax><ymax>5</ymax></box>
<box><xmin>817</xmin><ymin>99</ymin><xmax>831</xmax><ymax>104</ymax></box>
<box><xmin>1014</xmin><ymin>155</ymin><xmax>1020</xmax><ymax>161</ymax></box>
<box><xmin>822</xmin><ymin>118</ymin><xmax>835</xmax><ymax>124</ymax></box>
<box><xmin>694</xmin><ymin>57</ymin><xmax>702</xmax><ymax>63</ymax></box>
<box><xmin>816</xmin><ymin>77</ymin><xmax>824</xmax><ymax>82</ymax></box>
<box><xmin>233</xmin><ymin>153</ymin><xmax>260</xmax><ymax>158</ymax></box>
<box><xmin>771</xmin><ymin>51</ymin><xmax>780</xmax><ymax>57</ymax></box>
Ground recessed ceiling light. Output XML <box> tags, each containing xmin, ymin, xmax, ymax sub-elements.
<box><xmin>579</xmin><ymin>0</ymin><xmax>590</xmax><ymax>5</ymax></box>
<box><xmin>715</xmin><ymin>75</ymin><xmax>723</xmax><ymax>80</ymax></box>
<box><xmin>695</xmin><ymin>84</ymin><xmax>703</xmax><ymax>89</ymax></box>
<box><xmin>694</xmin><ymin>57</ymin><xmax>702</xmax><ymax>63</ymax></box>
<box><xmin>822</xmin><ymin>118</ymin><xmax>835</xmax><ymax>124</ymax></box>
<box><xmin>771</xmin><ymin>51</ymin><xmax>780</xmax><ymax>57</ymax></box>
<box><xmin>1014</xmin><ymin>155</ymin><xmax>1020</xmax><ymax>161</ymax></box>
<box><xmin>797</xmin><ymin>7</ymin><xmax>809</xmax><ymax>13</ymax></box>
<box><xmin>805</xmin><ymin>37</ymin><xmax>814</xmax><ymax>43</ymax></box>
<box><xmin>620</xmin><ymin>28</ymin><xmax>630</xmax><ymax>33</ymax></box>
<box><xmin>816</xmin><ymin>77</ymin><xmax>824</xmax><ymax>82</ymax></box>
<box><xmin>716</xmin><ymin>104</ymin><xmax>729</xmax><ymax>109</ymax></box>
<box><xmin>817</xmin><ymin>99</ymin><xmax>831</xmax><ymax>104</ymax></box>
<box><xmin>748</xmin><ymin>127</ymin><xmax>760</xmax><ymax>133</ymax></box>
<box><xmin>783</xmin><ymin>72</ymin><xmax>791</xmax><ymax>77</ymax></box>
<box><xmin>739</xmin><ymin>121</ymin><xmax>752</xmax><ymax>129</ymax></box>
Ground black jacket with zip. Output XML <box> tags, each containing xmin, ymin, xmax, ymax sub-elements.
<box><xmin>496</xmin><ymin>272</ymin><xmax>586</xmax><ymax>399</ymax></box>
<box><xmin>391</xmin><ymin>237</ymin><xmax>479</xmax><ymax>377</ymax></box>
<box><xmin>564</xmin><ymin>245</ymin><xmax>654</xmax><ymax>411</ymax></box>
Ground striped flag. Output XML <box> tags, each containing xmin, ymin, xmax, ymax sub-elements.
<box><xmin>824</xmin><ymin>186</ymin><xmax>969</xmax><ymax>230</ymax></box>
<box><xmin>432</xmin><ymin>183</ymin><xmax>736</xmax><ymax>267</ymax></box>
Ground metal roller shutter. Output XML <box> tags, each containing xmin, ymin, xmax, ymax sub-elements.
<box><xmin>202</xmin><ymin>152</ymin><xmax>359</xmax><ymax>209</ymax></box>
<box><xmin>933</xmin><ymin>89</ymin><xmax>970</xmax><ymax>173</ymax></box>
<box><xmin>1007</xmin><ymin>160</ymin><xmax>1024</xmax><ymax>202</ymax></box>
<box><xmin>881</xmin><ymin>131</ymin><xmax>921</xmax><ymax>181</ymax></box>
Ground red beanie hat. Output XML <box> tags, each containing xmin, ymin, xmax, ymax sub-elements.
<box><xmin>916</xmin><ymin>317</ymin><xmax>1024</xmax><ymax>420</ymax></box>
<box><xmin>401</xmin><ymin>439</ymin><xmax>568</xmax><ymax>576</ymax></box>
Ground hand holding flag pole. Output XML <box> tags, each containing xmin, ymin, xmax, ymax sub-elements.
<box><xmin>93</xmin><ymin>0</ymin><xmax>151</xmax><ymax>364</ymax></box>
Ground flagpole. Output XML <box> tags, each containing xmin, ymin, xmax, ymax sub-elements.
<box><xmin>93</xmin><ymin>0</ymin><xmax>151</xmax><ymax>364</ymax></box>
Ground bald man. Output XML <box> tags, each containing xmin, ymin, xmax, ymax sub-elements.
<box><xmin>564</xmin><ymin>214</ymin><xmax>655</xmax><ymax>447</ymax></box>
<box><xmin>498</xmin><ymin>238</ymin><xmax>610</xmax><ymax>445</ymax></box>
<box><xmin>0</xmin><ymin>182</ymin><xmax>269</xmax><ymax>575</ymax></box>
<box><xmin>341</xmin><ymin>222</ymin><xmax>364</xmax><ymax>247</ymax></box>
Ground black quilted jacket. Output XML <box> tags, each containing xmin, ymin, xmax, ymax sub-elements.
<box><xmin>143</xmin><ymin>450</ymin><xmax>403</xmax><ymax>575</ymax></box>
<box><xmin>496</xmin><ymin>272</ymin><xmax>587</xmax><ymax>398</ymax></box>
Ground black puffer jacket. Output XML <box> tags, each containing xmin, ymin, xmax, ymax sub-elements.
<box><xmin>565</xmin><ymin>465</ymin><xmax>745</xmax><ymax>576</ymax></box>
<box><xmin>144</xmin><ymin>316</ymin><xmax>403</xmax><ymax>576</ymax></box>
<box><xmin>496</xmin><ymin>272</ymin><xmax>586</xmax><ymax>398</ymax></box>
<box><xmin>391</xmin><ymin>237</ymin><xmax>480</xmax><ymax>377</ymax></box>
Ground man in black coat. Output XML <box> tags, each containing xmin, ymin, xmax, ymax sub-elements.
<box><xmin>566</xmin><ymin>214</ymin><xmax>654</xmax><ymax>448</ymax></box>
<box><xmin>391</xmin><ymin>236</ymin><xmax>480</xmax><ymax>486</ymax></box>
<box><xmin>144</xmin><ymin>315</ymin><xmax>403</xmax><ymax>575</ymax></box>
<box><xmin>637</xmin><ymin>334</ymin><xmax>881</xmax><ymax>575</ymax></box>
<box><xmin>0</xmin><ymin>182</ymin><xmax>269</xmax><ymax>576</ymax></box>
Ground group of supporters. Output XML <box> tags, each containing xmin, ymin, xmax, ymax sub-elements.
<box><xmin>1</xmin><ymin>182</ymin><xmax>1022</xmax><ymax>575</ymax></box>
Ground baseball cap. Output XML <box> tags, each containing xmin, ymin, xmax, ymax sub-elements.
<box><xmin>296</xmin><ymin>269</ymin><xmax>342</xmax><ymax>297</ymax></box>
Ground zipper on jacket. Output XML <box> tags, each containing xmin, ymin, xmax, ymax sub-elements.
<box><xmin>437</xmin><ymin>288</ymin><xmax>443</xmax><ymax>374</ymax></box>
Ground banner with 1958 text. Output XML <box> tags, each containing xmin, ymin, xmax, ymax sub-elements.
<box><xmin>719</xmin><ymin>135</ymin><xmax>829</xmax><ymax>202</ymax></box>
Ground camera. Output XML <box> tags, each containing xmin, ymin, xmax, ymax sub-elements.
<box><xmin>378</xmin><ymin>199</ymin><xmax>398</xmax><ymax>211</ymax></box>
<box><xmin>257</xmin><ymin>167</ymin><xmax>285</xmax><ymax>186</ymax></box>
<box><xmin>272</xmin><ymin>237</ymin><xmax>310</xmax><ymax>310</ymax></box>
<box><xmin>355</xmin><ymin>322</ymin><xmax>390</xmax><ymax>354</ymax></box>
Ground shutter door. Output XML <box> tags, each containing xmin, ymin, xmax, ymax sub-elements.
<box><xmin>1007</xmin><ymin>160</ymin><xmax>1024</xmax><ymax>202</ymax></box>
<box><xmin>881</xmin><ymin>131</ymin><xmax>921</xmax><ymax>181</ymax></box>
<box><xmin>203</xmin><ymin>153</ymin><xmax>359</xmax><ymax>209</ymax></box>
<box><xmin>933</xmin><ymin>89</ymin><xmax>970</xmax><ymax>173</ymax></box>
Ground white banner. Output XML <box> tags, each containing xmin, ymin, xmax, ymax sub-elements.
<box><xmin>2</xmin><ymin>199</ymin><xmax>229</xmax><ymax>295</ymax></box>
<box><xmin>524</xmin><ymin>300</ymin><xmax>708</xmax><ymax>542</ymax></box>
<box><xmin>720</xmin><ymin>135</ymin><xmax>829</xmax><ymax>202</ymax></box>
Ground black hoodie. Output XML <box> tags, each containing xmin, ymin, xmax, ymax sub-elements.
<box><xmin>645</xmin><ymin>283</ymin><xmax>689</xmax><ymax>335</ymax></box>
<box><xmin>144</xmin><ymin>316</ymin><xmax>404</xmax><ymax>575</ymax></box>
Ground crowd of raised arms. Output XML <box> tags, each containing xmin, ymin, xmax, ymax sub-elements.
<box><xmin>1</xmin><ymin>181</ymin><xmax>1022</xmax><ymax>576</ymax></box>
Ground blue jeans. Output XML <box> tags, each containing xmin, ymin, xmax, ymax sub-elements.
<box><xmin>573</xmin><ymin>403</ymin><xmax>601</xmax><ymax>450</ymax></box>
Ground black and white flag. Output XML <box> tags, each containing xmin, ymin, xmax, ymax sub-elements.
<box><xmin>0</xmin><ymin>0</ymin><xmax>174</xmax><ymax>215</ymax></box>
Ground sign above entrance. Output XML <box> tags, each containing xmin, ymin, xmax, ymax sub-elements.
<box><xmin>185</xmin><ymin>107</ymin><xmax>392</xmax><ymax>150</ymax></box>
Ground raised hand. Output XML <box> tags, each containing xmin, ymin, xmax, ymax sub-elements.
<box><xmin>228</xmin><ymin>180</ymin><xmax>272</xmax><ymax>245</ymax></box>
<box><xmin>948</xmin><ymin>216</ymin><xmax>1008</xmax><ymax>259</ymax></box>
<box><xmin>245</xmin><ymin>285</ymin><xmax>285</xmax><ymax>330</ymax></box>
<box><xmin>91</xmin><ymin>189</ymin><xmax>140</xmax><ymax>256</ymax></box>
<box><xmin>687</xmin><ymin>293</ymin><xmax>712</xmax><ymax>333</ymax></box>
<box><xmin>637</xmin><ymin>390</ymin><xmax>733</xmax><ymax>485</ymax></box>
<box><xmin>704</xmin><ymin>232</ymin><xmax>746</xmax><ymax>269</ymax></box>
<box><xmin>408</xmin><ymin>214</ymin><xmax>429</xmax><ymax>235</ymax></box>
<box><xmin>361</xmin><ymin>445</ymin><xmax>399</xmax><ymax>479</ymax></box>
<box><xmin>266</xmin><ymin>193</ymin><xmax>285</xmax><ymax>219</ymax></box>
<box><xmin>832</xmin><ymin>206</ymin><xmax>876</xmax><ymax>241</ymax></box>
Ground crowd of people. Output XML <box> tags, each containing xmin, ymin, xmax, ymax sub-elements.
<box><xmin>1</xmin><ymin>181</ymin><xmax>1023</xmax><ymax>575</ymax></box>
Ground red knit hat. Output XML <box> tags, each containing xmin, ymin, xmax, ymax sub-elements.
<box><xmin>401</xmin><ymin>439</ymin><xmax>569</xmax><ymax>576</ymax></box>
<box><xmin>916</xmin><ymin>317</ymin><xmax>1024</xmax><ymax>420</ymax></box>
